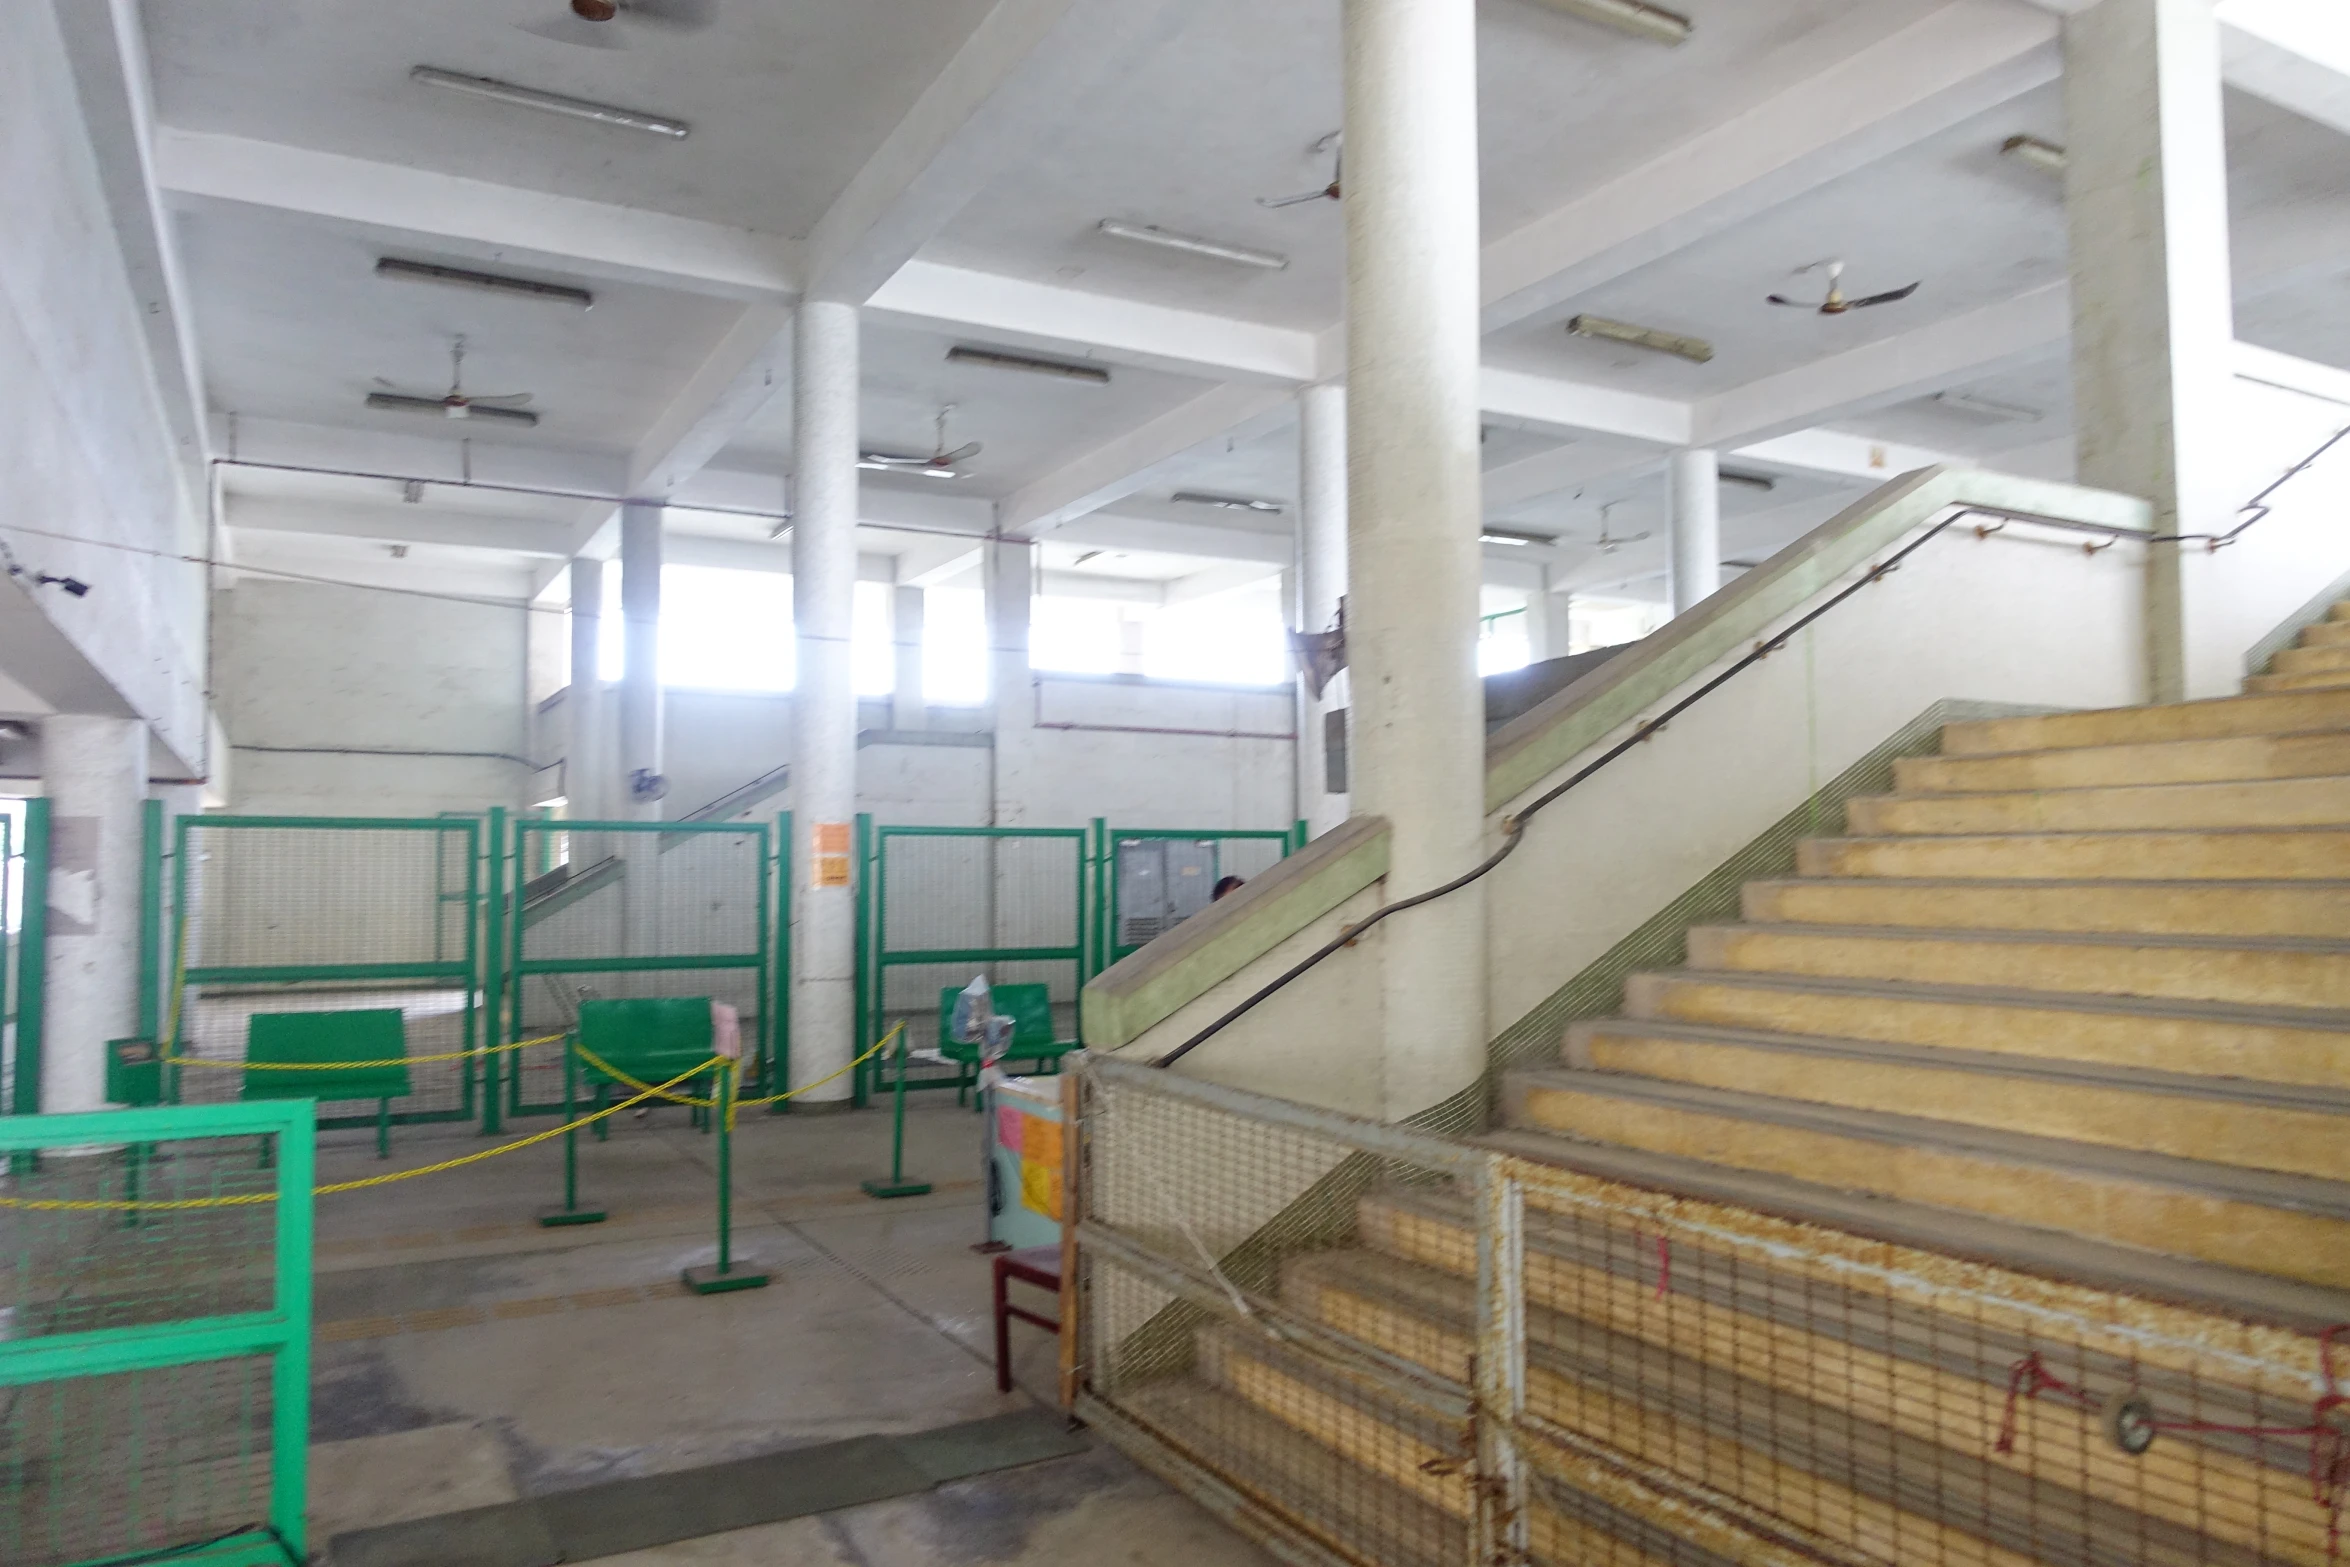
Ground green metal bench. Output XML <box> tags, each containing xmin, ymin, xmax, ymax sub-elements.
<box><xmin>935</xmin><ymin>983</ymin><xmax>1078</xmax><ymax>1106</ymax></box>
<box><xmin>242</xmin><ymin>1009</ymin><xmax>411</xmax><ymax>1159</ymax></box>
<box><xmin>544</xmin><ymin>996</ymin><xmax>726</xmax><ymax>1224</ymax></box>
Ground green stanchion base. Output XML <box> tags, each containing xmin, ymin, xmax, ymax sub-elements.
<box><xmin>538</xmin><ymin>1207</ymin><xmax>608</xmax><ymax>1227</ymax></box>
<box><xmin>682</xmin><ymin>1263</ymin><xmax>771</xmax><ymax>1294</ymax></box>
<box><xmin>861</xmin><ymin>1178</ymin><xmax>934</xmax><ymax>1199</ymax></box>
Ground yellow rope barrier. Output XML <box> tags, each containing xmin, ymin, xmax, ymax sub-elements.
<box><xmin>571</xmin><ymin>1023</ymin><xmax>905</xmax><ymax>1126</ymax></box>
<box><xmin>162</xmin><ymin>1033</ymin><xmax>567</xmax><ymax>1072</ymax></box>
<box><xmin>0</xmin><ymin>1056</ymin><xmax>722</xmax><ymax>1212</ymax></box>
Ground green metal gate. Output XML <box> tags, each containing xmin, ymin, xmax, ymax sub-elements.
<box><xmin>1095</xmin><ymin>823</ymin><xmax>1302</xmax><ymax>967</ymax></box>
<box><xmin>168</xmin><ymin>816</ymin><xmax>483</xmax><ymax>1131</ymax></box>
<box><xmin>0</xmin><ymin>1100</ymin><xmax>314</xmax><ymax>1566</ymax></box>
<box><xmin>854</xmin><ymin>822</ymin><xmax>1091</xmax><ymax>1102</ymax></box>
<box><xmin>507</xmin><ymin>816</ymin><xmax>778</xmax><ymax>1117</ymax></box>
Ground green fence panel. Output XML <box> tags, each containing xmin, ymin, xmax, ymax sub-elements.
<box><xmin>168</xmin><ymin>816</ymin><xmax>483</xmax><ymax>1133</ymax></box>
<box><xmin>0</xmin><ymin>1100</ymin><xmax>313</xmax><ymax>1567</ymax></box>
<box><xmin>12</xmin><ymin>800</ymin><xmax>48</xmax><ymax>1122</ymax></box>
<box><xmin>1098</xmin><ymin>827</ymin><xmax>1297</xmax><ymax>966</ymax></box>
<box><xmin>509</xmin><ymin>818</ymin><xmax>772</xmax><ymax>1117</ymax></box>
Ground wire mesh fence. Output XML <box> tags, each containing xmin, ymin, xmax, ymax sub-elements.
<box><xmin>1072</xmin><ymin>1055</ymin><xmax>2350</xmax><ymax>1567</ymax></box>
<box><xmin>510</xmin><ymin>818</ymin><xmax>774</xmax><ymax>1115</ymax></box>
<box><xmin>171</xmin><ymin>817</ymin><xmax>482</xmax><ymax>1129</ymax></box>
<box><xmin>0</xmin><ymin>1102</ymin><xmax>311</xmax><ymax>1567</ymax></box>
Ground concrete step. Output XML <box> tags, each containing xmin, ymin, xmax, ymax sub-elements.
<box><xmin>2331</xmin><ymin>599</ymin><xmax>2350</xmax><ymax>622</ymax></box>
<box><xmin>1798</xmin><ymin>827</ymin><xmax>2350</xmax><ymax>880</ymax></box>
<box><xmin>1349</xmin><ymin>1192</ymin><xmax>2334</xmax><ymax>1565</ymax></box>
<box><xmin>1563</xmin><ymin>1018</ymin><xmax>2350</xmax><ymax>1181</ymax></box>
<box><xmin>1118</xmin><ymin>1373</ymin><xmax>1463</xmax><ymax>1567</ymax></box>
<box><xmin>1502</xmin><ymin>1069</ymin><xmax>2350</xmax><ymax>1290</ymax></box>
<box><xmin>1940</xmin><ymin>690</ymin><xmax>2350</xmax><ymax>755</ymax></box>
<box><xmin>1687</xmin><ymin>921</ymin><xmax>2350</xmax><ymax>1010</ymax></box>
<box><xmin>1846</xmin><ymin>775</ymin><xmax>2350</xmax><ymax>835</ymax></box>
<box><xmin>1894</xmin><ymin>730</ymin><xmax>2350</xmax><ymax>793</ymax></box>
<box><xmin>1623</xmin><ymin>969</ymin><xmax>2350</xmax><ymax>1090</ymax></box>
<box><xmin>2300</xmin><ymin>618</ymin><xmax>2350</xmax><ymax>647</ymax></box>
<box><xmin>1741</xmin><ymin>876</ymin><xmax>2350</xmax><ymax>938</ymax></box>
<box><xmin>2246</xmin><ymin>668</ymin><xmax>2350</xmax><ymax>694</ymax></box>
<box><xmin>2272</xmin><ymin>643</ymin><xmax>2350</xmax><ymax>677</ymax></box>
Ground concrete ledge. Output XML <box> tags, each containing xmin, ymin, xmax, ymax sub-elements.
<box><xmin>1081</xmin><ymin>814</ymin><xmax>1390</xmax><ymax>1052</ymax></box>
<box><xmin>1485</xmin><ymin>467</ymin><xmax>2154</xmax><ymax>811</ymax></box>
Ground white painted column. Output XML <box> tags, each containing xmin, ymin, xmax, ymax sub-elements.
<box><xmin>42</xmin><ymin>715</ymin><xmax>144</xmax><ymax>1112</ymax></box>
<box><xmin>890</xmin><ymin>585</ymin><xmax>926</xmax><ymax>732</ymax></box>
<box><xmin>2063</xmin><ymin>0</ymin><xmax>2234</xmax><ymax>703</ymax></box>
<box><xmin>1296</xmin><ymin>382</ymin><xmax>1350</xmax><ymax>838</ymax></box>
<box><xmin>1343</xmin><ymin>0</ymin><xmax>1487</xmax><ymax>1119</ymax></box>
<box><xmin>617</xmin><ymin>507</ymin><xmax>665</xmax><ymax>818</ymax></box>
<box><xmin>790</xmin><ymin>300</ymin><xmax>860</xmax><ymax>1101</ymax></box>
<box><xmin>984</xmin><ymin>535</ymin><xmax>1035</xmax><ymax>827</ymax></box>
<box><xmin>1666</xmin><ymin>448</ymin><xmax>1721</xmax><ymax>616</ymax></box>
<box><xmin>1533</xmin><ymin>576</ymin><xmax>1575</xmax><ymax>662</ymax></box>
<box><xmin>567</xmin><ymin>556</ymin><xmax>607</xmax><ymax>832</ymax></box>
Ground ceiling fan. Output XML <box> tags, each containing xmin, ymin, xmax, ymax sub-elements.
<box><xmin>1258</xmin><ymin>132</ymin><xmax>1343</xmax><ymax>209</ymax></box>
<box><xmin>1767</xmin><ymin>259</ymin><xmax>1920</xmax><ymax>315</ymax></box>
<box><xmin>522</xmin><ymin>0</ymin><xmax>717</xmax><ymax>49</ymax></box>
<box><xmin>860</xmin><ymin>407</ymin><xmax>981</xmax><ymax>480</ymax></box>
<box><xmin>366</xmin><ymin>337</ymin><xmax>538</xmax><ymax>425</ymax></box>
<box><xmin>1589</xmin><ymin>503</ymin><xmax>1650</xmax><ymax>555</ymax></box>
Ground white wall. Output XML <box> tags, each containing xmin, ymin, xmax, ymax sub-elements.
<box><xmin>213</xmin><ymin>579</ymin><xmax>531</xmax><ymax>817</ymax></box>
<box><xmin>0</xmin><ymin>6</ymin><xmax>205</xmax><ymax>761</ymax></box>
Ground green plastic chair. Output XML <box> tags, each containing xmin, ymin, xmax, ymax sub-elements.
<box><xmin>934</xmin><ymin>983</ymin><xmax>1077</xmax><ymax>1106</ymax></box>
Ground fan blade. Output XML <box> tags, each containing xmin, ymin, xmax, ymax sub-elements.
<box><xmin>1848</xmin><ymin>282</ymin><xmax>1922</xmax><ymax>309</ymax></box>
<box><xmin>1764</xmin><ymin>295</ymin><xmax>1812</xmax><ymax>308</ymax></box>
<box><xmin>937</xmin><ymin>442</ymin><xmax>981</xmax><ymax>466</ymax></box>
<box><xmin>861</xmin><ymin>452</ymin><xmax>925</xmax><ymax>468</ymax></box>
<box><xmin>520</xmin><ymin>14</ymin><xmax>629</xmax><ymax>48</ymax></box>
<box><xmin>461</xmin><ymin>403</ymin><xmax>541</xmax><ymax>427</ymax></box>
<box><xmin>467</xmin><ymin>393</ymin><xmax>535</xmax><ymax>407</ymax></box>
<box><xmin>1257</xmin><ymin>190</ymin><xmax>1329</xmax><ymax>209</ymax></box>
<box><xmin>623</xmin><ymin>0</ymin><xmax>717</xmax><ymax>30</ymax></box>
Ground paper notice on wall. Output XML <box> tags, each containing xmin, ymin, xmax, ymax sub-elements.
<box><xmin>812</xmin><ymin>821</ymin><xmax>852</xmax><ymax>889</ymax></box>
<box><xmin>996</xmin><ymin>1105</ymin><xmax>1026</xmax><ymax>1155</ymax></box>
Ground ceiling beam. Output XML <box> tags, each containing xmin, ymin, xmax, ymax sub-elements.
<box><xmin>627</xmin><ymin>304</ymin><xmax>794</xmax><ymax>496</ymax></box>
<box><xmin>2219</xmin><ymin>2</ymin><xmax>2350</xmax><ymax>139</ymax></box>
<box><xmin>1480</xmin><ymin>0</ymin><xmax>2060</xmax><ymax>334</ymax></box>
<box><xmin>1480</xmin><ymin>367</ymin><xmax>1692</xmax><ymax>445</ymax></box>
<box><xmin>866</xmin><ymin>260</ymin><xmax>1321</xmax><ymax>384</ymax></box>
<box><xmin>1054</xmin><ymin>512</ymin><xmax>1293</xmax><ymax>567</ymax></box>
<box><xmin>803</xmin><ymin>0</ymin><xmax>1189</xmax><ymax>303</ymax></box>
<box><xmin>1160</xmin><ymin>559</ymin><xmax>1283</xmax><ymax>606</ymax></box>
<box><xmin>224</xmin><ymin>494</ymin><xmax>576</xmax><ymax>557</ymax></box>
<box><xmin>153</xmin><ymin>128</ymin><xmax>799</xmax><ymax>301</ymax></box>
<box><xmin>999</xmin><ymin>383</ymin><xmax>1296</xmax><ymax>536</ymax></box>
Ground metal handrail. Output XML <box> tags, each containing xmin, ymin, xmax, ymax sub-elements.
<box><xmin>2180</xmin><ymin>423</ymin><xmax>2350</xmax><ymax>549</ymax></box>
<box><xmin>1154</xmin><ymin>501</ymin><xmax>2064</xmax><ymax>1068</ymax></box>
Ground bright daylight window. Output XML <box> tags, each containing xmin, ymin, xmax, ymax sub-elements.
<box><xmin>922</xmin><ymin>586</ymin><xmax>989</xmax><ymax>706</ymax></box>
<box><xmin>598</xmin><ymin>565</ymin><xmax>893</xmax><ymax>694</ymax></box>
<box><xmin>1143</xmin><ymin>582</ymin><xmax>1288</xmax><ymax>686</ymax></box>
<box><xmin>1478</xmin><ymin>592</ymin><xmax>1534</xmax><ymax>676</ymax></box>
<box><xmin>1031</xmin><ymin>595</ymin><xmax>1126</xmax><ymax>677</ymax></box>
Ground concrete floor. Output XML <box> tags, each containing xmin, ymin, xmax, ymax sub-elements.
<box><xmin>304</xmin><ymin>1096</ymin><xmax>1275</xmax><ymax>1566</ymax></box>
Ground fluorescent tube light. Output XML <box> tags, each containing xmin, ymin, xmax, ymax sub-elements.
<box><xmin>376</xmin><ymin>257</ymin><xmax>594</xmax><ymax>310</ymax></box>
<box><xmin>858</xmin><ymin>456</ymin><xmax>961</xmax><ymax>480</ymax></box>
<box><xmin>1566</xmin><ymin>313</ymin><xmax>1713</xmax><ymax>364</ymax></box>
<box><xmin>1097</xmin><ymin>220</ymin><xmax>1288</xmax><ymax>271</ymax></box>
<box><xmin>2000</xmin><ymin>134</ymin><xmax>2067</xmax><ymax>175</ymax></box>
<box><xmin>1719</xmin><ymin>469</ymin><xmax>1775</xmax><ymax>492</ymax></box>
<box><xmin>366</xmin><ymin>392</ymin><xmax>539</xmax><ymax>427</ymax></box>
<box><xmin>410</xmin><ymin>66</ymin><xmax>690</xmax><ymax>138</ymax></box>
<box><xmin>945</xmin><ymin>345</ymin><xmax>1111</xmax><ymax>383</ymax></box>
<box><xmin>1172</xmin><ymin>491</ymin><xmax>1284</xmax><ymax>514</ymax></box>
<box><xmin>1934</xmin><ymin>390</ymin><xmax>2043</xmax><ymax>423</ymax></box>
<box><xmin>1480</xmin><ymin>525</ymin><xmax>1556</xmax><ymax>547</ymax></box>
<box><xmin>1526</xmin><ymin>0</ymin><xmax>1691</xmax><ymax>45</ymax></box>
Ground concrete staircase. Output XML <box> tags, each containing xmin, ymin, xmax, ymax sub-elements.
<box><xmin>1111</xmin><ymin>624</ymin><xmax>2350</xmax><ymax>1565</ymax></box>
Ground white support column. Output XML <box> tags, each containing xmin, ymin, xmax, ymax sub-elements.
<box><xmin>1344</xmin><ymin>0</ymin><xmax>1487</xmax><ymax>1119</ymax></box>
<box><xmin>1666</xmin><ymin>448</ymin><xmax>1721</xmax><ymax>617</ymax></box>
<box><xmin>567</xmin><ymin>556</ymin><xmax>607</xmax><ymax>829</ymax></box>
<box><xmin>791</xmin><ymin>299</ymin><xmax>860</xmax><ymax>1101</ymax></box>
<box><xmin>1296</xmin><ymin>382</ymin><xmax>1350</xmax><ymax>839</ymax></box>
<box><xmin>984</xmin><ymin>535</ymin><xmax>1035</xmax><ymax>826</ymax></box>
<box><xmin>890</xmin><ymin>585</ymin><xmax>926</xmax><ymax>732</ymax></box>
<box><xmin>2063</xmin><ymin>0</ymin><xmax>2235</xmax><ymax>703</ymax></box>
<box><xmin>1532</xmin><ymin>575</ymin><xmax>1574</xmax><ymax>662</ymax></box>
<box><xmin>617</xmin><ymin>507</ymin><xmax>665</xmax><ymax>818</ymax></box>
<box><xmin>42</xmin><ymin>715</ymin><xmax>145</xmax><ymax>1113</ymax></box>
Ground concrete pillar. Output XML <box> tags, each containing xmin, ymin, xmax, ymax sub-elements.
<box><xmin>1666</xmin><ymin>448</ymin><xmax>1721</xmax><ymax>616</ymax></box>
<box><xmin>617</xmin><ymin>507</ymin><xmax>664</xmax><ymax>818</ymax></box>
<box><xmin>790</xmin><ymin>299</ymin><xmax>860</xmax><ymax>1100</ymax></box>
<box><xmin>567</xmin><ymin>556</ymin><xmax>606</xmax><ymax>828</ymax></box>
<box><xmin>42</xmin><ymin>715</ymin><xmax>144</xmax><ymax>1112</ymax></box>
<box><xmin>984</xmin><ymin>536</ymin><xmax>1034</xmax><ymax>832</ymax></box>
<box><xmin>1532</xmin><ymin>578</ymin><xmax>1575</xmax><ymax>662</ymax></box>
<box><xmin>1296</xmin><ymin>382</ymin><xmax>1350</xmax><ymax>838</ymax></box>
<box><xmin>890</xmin><ymin>585</ymin><xmax>926</xmax><ymax>732</ymax></box>
<box><xmin>2063</xmin><ymin>0</ymin><xmax>2234</xmax><ymax>703</ymax></box>
<box><xmin>1343</xmin><ymin>0</ymin><xmax>1487</xmax><ymax>1118</ymax></box>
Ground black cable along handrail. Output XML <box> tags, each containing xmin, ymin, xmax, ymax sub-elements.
<box><xmin>1150</xmin><ymin>431</ymin><xmax>2345</xmax><ymax>1071</ymax></box>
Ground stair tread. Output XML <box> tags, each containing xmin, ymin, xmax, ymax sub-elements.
<box><xmin>1863</xmin><ymin>772</ymin><xmax>2350</xmax><ymax>800</ymax></box>
<box><xmin>1631</xmin><ymin>966</ymin><xmax>2350</xmax><ymax>1032</ymax></box>
<box><xmin>1749</xmin><ymin>874</ymin><xmax>2350</xmax><ymax>892</ymax></box>
<box><xmin>1572</xmin><ymin>1016</ymin><xmax>2350</xmax><ymax>1113</ymax></box>
<box><xmin>1508</xmin><ymin>1067</ymin><xmax>2350</xmax><ymax>1218</ymax></box>
<box><xmin>1913</xmin><ymin>727</ymin><xmax>2350</xmax><ymax>767</ymax></box>
<box><xmin>1467</xmin><ymin>1125</ymin><xmax>2350</xmax><ymax>1334</ymax></box>
<box><xmin>1692</xmin><ymin>918</ymin><xmax>2350</xmax><ymax>955</ymax></box>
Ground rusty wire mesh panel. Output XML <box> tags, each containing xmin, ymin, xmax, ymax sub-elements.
<box><xmin>1497</xmin><ymin>1154</ymin><xmax>2348</xmax><ymax>1567</ymax></box>
<box><xmin>173</xmin><ymin>818</ymin><xmax>481</xmax><ymax>1126</ymax></box>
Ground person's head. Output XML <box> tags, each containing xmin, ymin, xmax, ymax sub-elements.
<box><xmin>1211</xmin><ymin>874</ymin><xmax>1246</xmax><ymax>902</ymax></box>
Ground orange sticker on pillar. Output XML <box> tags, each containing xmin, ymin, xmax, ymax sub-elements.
<box><xmin>812</xmin><ymin>821</ymin><xmax>852</xmax><ymax>889</ymax></box>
